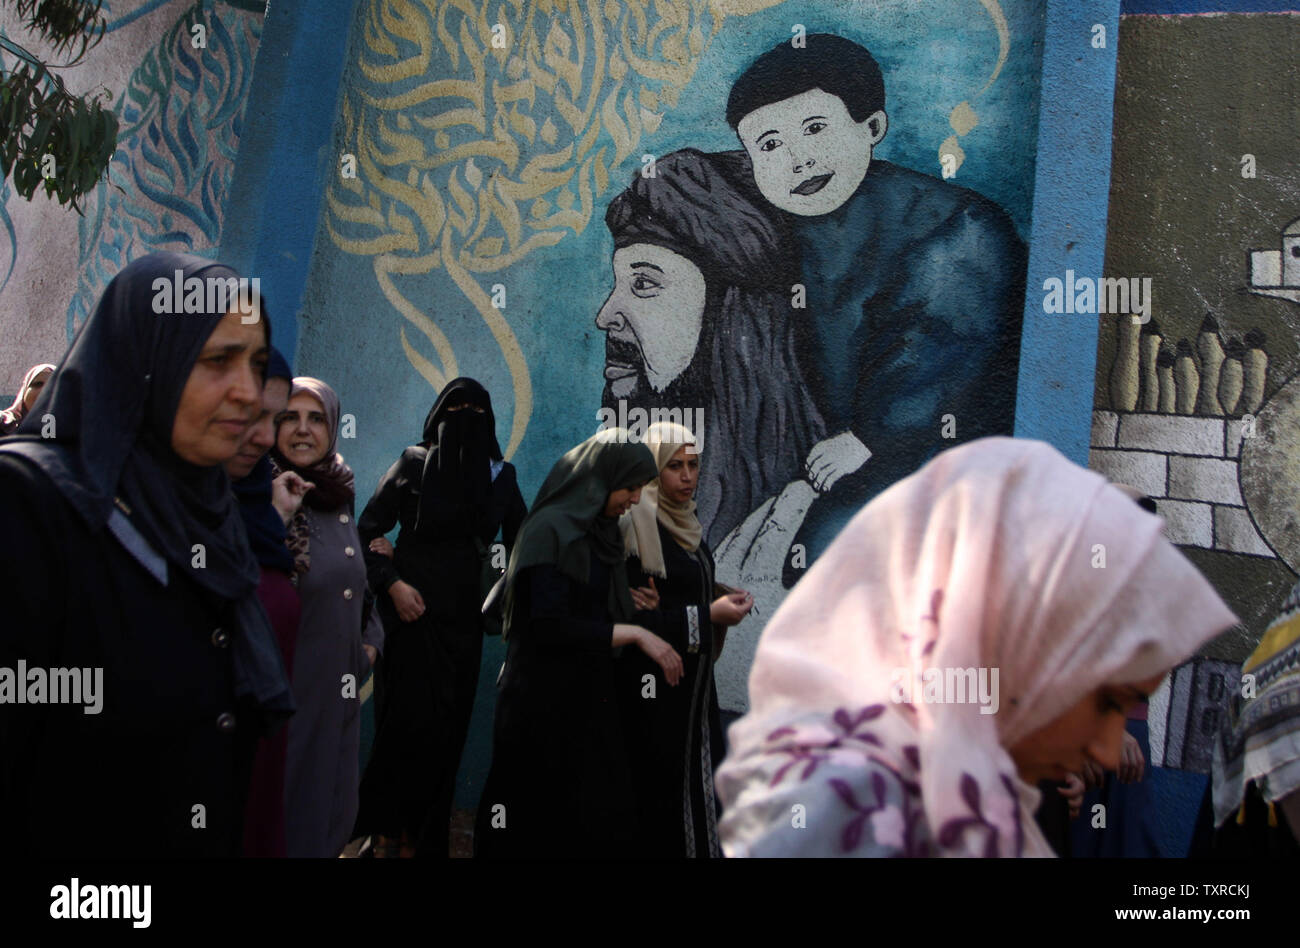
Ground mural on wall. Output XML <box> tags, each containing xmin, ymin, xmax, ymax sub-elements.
<box><xmin>67</xmin><ymin>0</ymin><xmax>266</xmax><ymax>337</ymax></box>
<box><xmin>593</xmin><ymin>34</ymin><xmax>1029</xmax><ymax>649</ymax></box>
<box><xmin>308</xmin><ymin>0</ymin><xmax>1046</xmax><ymax>712</ymax></box>
<box><xmin>1090</xmin><ymin>9</ymin><xmax>1300</xmax><ymax>777</ymax></box>
<box><xmin>0</xmin><ymin>0</ymin><xmax>266</xmax><ymax>389</ymax></box>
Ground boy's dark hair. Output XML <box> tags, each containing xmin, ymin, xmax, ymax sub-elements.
<box><xmin>726</xmin><ymin>34</ymin><xmax>885</xmax><ymax>131</ymax></box>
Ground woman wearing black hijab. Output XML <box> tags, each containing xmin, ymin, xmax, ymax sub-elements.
<box><xmin>473</xmin><ymin>429</ymin><xmax>679</xmax><ymax>859</ymax></box>
<box><xmin>355</xmin><ymin>377</ymin><xmax>527</xmax><ymax>857</ymax></box>
<box><xmin>0</xmin><ymin>252</ymin><xmax>292</xmax><ymax>858</ymax></box>
<box><xmin>225</xmin><ymin>346</ymin><xmax>304</xmax><ymax>857</ymax></box>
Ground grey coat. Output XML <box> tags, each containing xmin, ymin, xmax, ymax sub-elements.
<box><xmin>284</xmin><ymin>504</ymin><xmax>384</xmax><ymax>857</ymax></box>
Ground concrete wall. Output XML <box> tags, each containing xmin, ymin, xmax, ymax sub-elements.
<box><xmin>0</xmin><ymin>0</ymin><xmax>268</xmax><ymax>387</ymax></box>
<box><xmin>1084</xmin><ymin>0</ymin><xmax>1300</xmax><ymax>853</ymax></box>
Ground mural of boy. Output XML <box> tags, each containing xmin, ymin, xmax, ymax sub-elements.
<box><xmin>727</xmin><ymin>33</ymin><xmax>1028</xmax><ymax>570</ymax></box>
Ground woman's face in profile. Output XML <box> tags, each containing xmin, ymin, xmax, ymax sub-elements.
<box><xmin>171</xmin><ymin>309</ymin><xmax>267</xmax><ymax>466</ymax></box>
<box><xmin>277</xmin><ymin>392</ymin><xmax>331</xmax><ymax>468</ymax></box>
<box><xmin>22</xmin><ymin>368</ymin><xmax>52</xmax><ymax>412</ymax></box>
<box><xmin>602</xmin><ymin>484</ymin><xmax>644</xmax><ymax>519</ymax></box>
<box><xmin>1007</xmin><ymin>672</ymin><xmax>1164</xmax><ymax>783</ymax></box>
<box><xmin>225</xmin><ymin>376</ymin><xmax>291</xmax><ymax>481</ymax></box>
<box><xmin>595</xmin><ymin>243</ymin><xmax>706</xmax><ymax>398</ymax></box>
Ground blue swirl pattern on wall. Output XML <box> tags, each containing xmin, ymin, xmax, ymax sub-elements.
<box><xmin>67</xmin><ymin>0</ymin><xmax>263</xmax><ymax>338</ymax></box>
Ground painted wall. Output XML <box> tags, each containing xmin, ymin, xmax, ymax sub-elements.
<box><xmin>303</xmin><ymin>0</ymin><xmax>1046</xmax><ymax>710</ymax></box>
<box><xmin>0</xmin><ymin>0</ymin><xmax>268</xmax><ymax>389</ymax></box>
<box><xmin>292</xmin><ymin>0</ymin><xmax>1055</xmax><ymax>807</ymax></box>
<box><xmin>1084</xmin><ymin>1</ymin><xmax>1300</xmax><ymax>854</ymax></box>
<box><xmin>13</xmin><ymin>0</ymin><xmax>1278</xmax><ymax>845</ymax></box>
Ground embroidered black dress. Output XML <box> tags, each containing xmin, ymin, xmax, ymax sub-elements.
<box><xmin>619</xmin><ymin>521</ymin><xmax>725</xmax><ymax>857</ymax></box>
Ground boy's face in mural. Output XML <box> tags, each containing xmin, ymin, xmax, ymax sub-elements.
<box><xmin>596</xmin><ymin>243</ymin><xmax>706</xmax><ymax>399</ymax></box>
<box><xmin>737</xmin><ymin>88</ymin><xmax>887</xmax><ymax>217</ymax></box>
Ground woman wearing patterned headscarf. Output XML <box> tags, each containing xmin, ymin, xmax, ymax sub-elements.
<box><xmin>354</xmin><ymin>377</ymin><xmax>527</xmax><ymax>858</ymax></box>
<box><xmin>272</xmin><ymin>376</ymin><xmax>385</xmax><ymax>857</ymax></box>
<box><xmin>616</xmin><ymin>421</ymin><xmax>754</xmax><ymax>858</ymax></box>
<box><xmin>599</xmin><ymin>148</ymin><xmax>828</xmax><ymax>549</ymax></box>
<box><xmin>715</xmin><ymin>437</ymin><xmax>1237</xmax><ymax>857</ymax></box>
<box><xmin>474</xmin><ymin>429</ymin><xmax>673</xmax><ymax>858</ymax></box>
<box><xmin>0</xmin><ymin>252</ymin><xmax>291</xmax><ymax>857</ymax></box>
<box><xmin>0</xmin><ymin>363</ymin><xmax>56</xmax><ymax>435</ymax></box>
<box><xmin>1211</xmin><ymin>580</ymin><xmax>1300</xmax><ymax>854</ymax></box>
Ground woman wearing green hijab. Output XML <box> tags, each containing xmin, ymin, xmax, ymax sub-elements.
<box><xmin>474</xmin><ymin>429</ymin><xmax>681</xmax><ymax>858</ymax></box>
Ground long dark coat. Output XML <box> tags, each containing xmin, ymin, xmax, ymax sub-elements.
<box><xmin>355</xmin><ymin>448</ymin><xmax>525</xmax><ymax>855</ymax></box>
<box><xmin>619</xmin><ymin>523</ymin><xmax>725</xmax><ymax>858</ymax></box>
<box><xmin>474</xmin><ymin>560</ymin><xmax>640</xmax><ymax>858</ymax></box>
<box><xmin>0</xmin><ymin>453</ymin><xmax>256</xmax><ymax>857</ymax></box>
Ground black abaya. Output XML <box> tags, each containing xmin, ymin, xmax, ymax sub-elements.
<box><xmin>355</xmin><ymin>447</ymin><xmax>525</xmax><ymax>856</ymax></box>
<box><xmin>474</xmin><ymin>560</ymin><xmax>640</xmax><ymax>858</ymax></box>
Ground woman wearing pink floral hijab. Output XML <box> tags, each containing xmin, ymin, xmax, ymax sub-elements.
<box><xmin>716</xmin><ymin>437</ymin><xmax>1237</xmax><ymax>857</ymax></box>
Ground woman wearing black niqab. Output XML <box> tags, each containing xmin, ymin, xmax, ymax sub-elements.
<box><xmin>355</xmin><ymin>377</ymin><xmax>527</xmax><ymax>857</ymax></box>
<box><xmin>0</xmin><ymin>251</ymin><xmax>293</xmax><ymax>858</ymax></box>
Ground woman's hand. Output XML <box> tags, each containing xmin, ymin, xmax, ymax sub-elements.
<box><xmin>388</xmin><ymin>579</ymin><xmax>426</xmax><ymax>623</ymax></box>
<box><xmin>630</xmin><ymin>576</ymin><xmax>659</xmax><ymax>611</ymax></box>
<box><xmin>369</xmin><ymin>536</ymin><xmax>395</xmax><ymax>559</ymax></box>
<box><xmin>710</xmin><ymin>590</ymin><xmax>753</xmax><ymax>626</ymax></box>
<box><xmin>1058</xmin><ymin>772</ymin><xmax>1086</xmax><ymax>820</ymax></box>
<box><xmin>363</xmin><ymin>644</ymin><xmax>377</xmax><ymax>669</ymax></box>
<box><xmin>1080</xmin><ymin>758</ymin><xmax>1106</xmax><ymax>790</ymax></box>
<box><xmin>271</xmin><ymin>471</ymin><xmax>314</xmax><ymax>524</ymax></box>
<box><xmin>1117</xmin><ymin>730</ymin><xmax>1145</xmax><ymax>784</ymax></box>
<box><xmin>629</xmin><ymin>626</ymin><xmax>683</xmax><ymax>686</ymax></box>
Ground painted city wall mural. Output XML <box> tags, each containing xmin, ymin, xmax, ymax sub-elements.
<box><xmin>0</xmin><ymin>0</ymin><xmax>266</xmax><ymax>388</ymax></box>
<box><xmin>304</xmin><ymin>0</ymin><xmax>1046</xmax><ymax>720</ymax></box>
<box><xmin>1090</xmin><ymin>7</ymin><xmax>1300</xmax><ymax>799</ymax></box>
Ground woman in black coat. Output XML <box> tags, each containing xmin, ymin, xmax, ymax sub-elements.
<box><xmin>473</xmin><ymin>429</ymin><xmax>680</xmax><ymax>859</ymax></box>
<box><xmin>0</xmin><ymin>252</ymin><xmax>293</xmax><ymax>858</ymax></box>
<box><xmin>355</xmin><ymin>378</ymin><xmax>526</xmax><ymax>857</ymax></box>
<box><xmin>617</xmin><ymin>421</ymin><xmax>753</xmax><ymax>858</ymax></box>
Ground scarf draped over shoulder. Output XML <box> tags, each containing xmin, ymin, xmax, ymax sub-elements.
<box><xmin>619</xmin><ymin>421</ymin><xmax>703</xmax><ymax>579</ymax></box>
<box><xmin>270</xmin><ymin>376</ymin><xmax>354</xmax><ymax>579</ymax></box>
<box><xmin>0</xmin><ymin>251</ymin><xmax>293</xmax><ymax>729</ymax></box>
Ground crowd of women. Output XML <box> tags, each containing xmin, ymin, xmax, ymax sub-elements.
<box><xmin>1</xmin><ymin>158</ymin><xmax>1297</xmax><ymax>859</ymax></box>
<box><xmin>0</xmin><ymin>249</ymin><xmax>754</xmax><ymax>859</ymax></box>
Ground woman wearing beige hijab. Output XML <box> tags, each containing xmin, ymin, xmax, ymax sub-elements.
<box><xmin>617</xmin><ymin>421</ymin><xmax>754</xmax><ymax>857</ymax></box>
<box><xmin>715</xmin><ymin>437</ymin><xmax>1236</xmax><ymax>857</ymax></box>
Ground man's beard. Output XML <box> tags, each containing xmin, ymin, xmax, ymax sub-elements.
<box><xmin>600</xmin><ymin>351</ymin><xmax>711</xmax><ymax>417</ymax></box>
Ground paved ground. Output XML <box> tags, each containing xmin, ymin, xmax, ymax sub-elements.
<box><xmin>341</xmin><ymin>809</ymin><xmax>475</xmax><ymax>858</ymax></box>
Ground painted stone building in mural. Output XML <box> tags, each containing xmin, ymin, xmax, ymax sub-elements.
<box><xmin>1087</xmin><ymin>3</ymin><xmax>1300</xmax><ymax>850</ymax></box>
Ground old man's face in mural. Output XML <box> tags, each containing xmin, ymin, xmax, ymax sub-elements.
<box><xmin>596</xmin><ymin>243</ymin><xmax>706</xmax><ymax>399</ymax></box>
<box><xmin>737</xmin><ymin>88</ymin><xmax>887</xmax><ymax>217</ymax></box>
